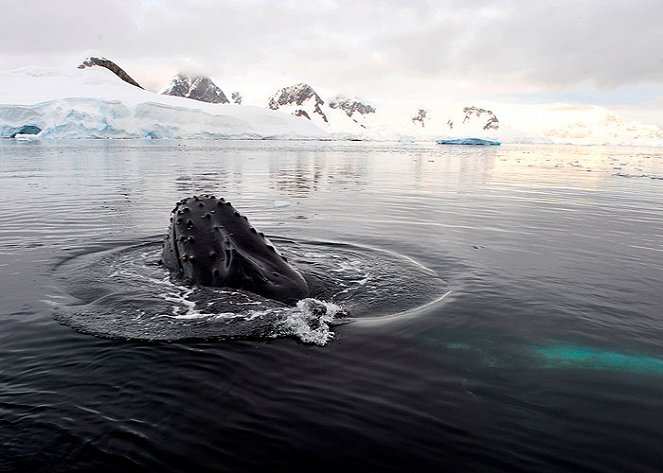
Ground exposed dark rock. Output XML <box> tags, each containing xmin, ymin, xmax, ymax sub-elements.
<box><xmin>231</xmin><ymin>92</ymin><xmax>242</xmax><ymax>105</ymax></box>
<box><xmin>78</xmin><ymin>57</ymin><xmax>143</xmax><ymax>89</ymax></box>
<box><xmin>463</xmin><ymin>106</ymin><xmax>500</xmax><ymax>130</ymax></box>
<box><xmin>483</xmin><ymin>115</ymin><xmax>500</xmax><ymax>130</ymax></box>
<box><xmin>412</xmin><ymin>109</ymin><xmax>428</xmax><ymax>128</ymax></box>
<box><xmin>328</xmin><ymin>97</ymin><xmax>376</xmax><ymax>118</ymax></box>
<box><xmin>268</xmin><ymin>83</ymin><xmax>328</xmax><ymax>123</ymax></box>
<box><xmin>162</xmin><ymin>74</ymin><xmax>229</xmax><ymax>104</ymax></box>
<box><xmin>294</xmin><ymin>110</ymin><xmax>311</xmax><ymax>120</ymax></box>
<box><xmin>268</xmin><ymin>83</ymin><xmax>321</xmax><ymax>108</ymax></box>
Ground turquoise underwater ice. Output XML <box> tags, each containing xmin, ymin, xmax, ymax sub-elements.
<box><xmin>445</xmin><ymin>342</ymin><xmax>663</xmax><ymax>376</ymax></box>
<box><xmin>533</xmin><ymin>345</ymin><xmax>663</xmax><ymax>375</ymax></box>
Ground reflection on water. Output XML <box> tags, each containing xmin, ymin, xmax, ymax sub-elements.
<box><xmin>1</xmin><ymin>140</ymin><xmax>663</xmax><ymax>473</ymax></box>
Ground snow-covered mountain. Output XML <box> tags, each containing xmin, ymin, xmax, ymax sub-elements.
<box><xmin>400</xmin><ymin>102</ymin><xmax>663</xmax><ymax>146</ymax></box>
<box><xmin>263</xmin><ymin>82</ymin><xmax>663</xmax><ymax>145</ymax></box>
<box><xmin>379</xmin><ymin>104</ymin><xmax>518</xmax><ymax>142</ymax></box>
<box><xmin>267</xmin><ymin>84</ymin><xmax>379</xmax><ymax>138</ymax></box>
<box><xmin>268</xmin><ymin>83</ymin><xmax>328</xmax><ymax>122</ymax></box>
<box><xmin>426</xmin><ymin>105</ymin><xmax>501</xmax><ymax>139</ymax></box>
<box><xmin>231</xmin><ymin>92</ymin><xmax>242</xmax><ymax>105</ymax></box>
<box><xmin>328</xmin><ymin>97</ymin><xmax>376</xmax><ymax>122</ymax></box>
<box><xmin>411</xmin><ymin>109</ymin><xmax>428</xmax><ymax>128</ymax></box>
<box><xmin>161</xmin><ymin>73</ymin><xmax>229</xmax><ymax>104</ymax></box>
<box><xmin>541</xmin><ymin>109</ymin><xmax>663</xmax><ymax>146</ymax></box>
<box><xmin>263</xmin><ymin>82</ymin><xmax>533</xmax><ymax>141</ymax></box>
<box><xmin>450</xmin><ymin>106</ymin><xmax>499</xmax><ymax>131</ymax></box>
<box><xmin>1</xmin><ymin>58</ymin><xmax>662</xmax><ymax>146</ymax></box>
<box><xmin>78</xmin><ymin>57</ymin><xmax>144</xmax><ymax>90</ymax></box>
<box><xmin>264</xmin><ymin>81</ymin><xmax>510</xmax><ymax>140</ymax></box>
<box><xmin>0</xmin><ymin>64</ymin><xmax>327</xmax><ymax>140</ymax></box>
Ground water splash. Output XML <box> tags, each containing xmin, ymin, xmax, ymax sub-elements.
<box><xmin>278</xmin><ymin>299</ymin><xmax>345</xmax><ymax>346</ymax></box>
<box><xmin>52</xmin><ymin>238</ymin><xmax>445</xmax><ymax>344</ymax></box>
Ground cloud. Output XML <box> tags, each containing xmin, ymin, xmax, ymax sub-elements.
<box><xmin>373</xmin><ymin>0</ymin><xmax>663</xmax><ymax>90</ymax></box>
<box><xmin>0</xmin><ymin>0</ymin><xmax>661</xmax><ymax>108</ymax></box>
<box><xmin>0</xmin><ymin>0</ymin><xmax>140</xmax><ymax>55</ymax></box>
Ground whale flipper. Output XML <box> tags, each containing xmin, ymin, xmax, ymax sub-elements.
<box><xmin>162</xmin><ymin>195</ymin><xmax>309</xmax><ymax>304</ymax></box>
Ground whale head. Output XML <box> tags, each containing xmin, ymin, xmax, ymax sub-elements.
<box><xmin>162</xmin><ymin>195</ymin><xmax>309</xmax><ymax>304</ymax></box>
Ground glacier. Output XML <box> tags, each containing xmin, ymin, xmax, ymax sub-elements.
<box><xmin>0</xmin><ymin>65</ymin><xmax>328</xmax><ymax>140</ymax></box>
<box><xmin>1</xmin><ymin>62</ymin><xmax>662</xmax><ymax>146</ymax></box>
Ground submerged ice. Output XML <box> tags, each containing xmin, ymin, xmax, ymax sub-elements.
<box><xmin>534</xmin><ymin>345</ymin><xmax>663</xmax><ymax>375</ymax></box>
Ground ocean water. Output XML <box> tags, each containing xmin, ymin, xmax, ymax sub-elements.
<box><xmin>1</xmin><ymin>140</ymin><xmax>662</xmax><ymax>472</ymax></box>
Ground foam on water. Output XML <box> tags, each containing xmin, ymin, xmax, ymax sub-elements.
<box><xmin>152</xmin><ymin>289</ymin><xmax>342</xmax><ymax>345</ymax></box>
<box><xmin>280</xmin><ymin>299</ymin><xmax>344</xmax><ymax>346</ymax></box>
<box><xmin>4</xmin><ymin>141</ymin><xmax>663</xmax><ymax>473</ymax></box>
<box><xmin>52</xmin><ymin>238</ymin><xmax>446</xmax><ymax>344</ymax></box>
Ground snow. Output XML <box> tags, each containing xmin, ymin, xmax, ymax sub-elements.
<box><xmin>0</xmin><ymin>61</ymin><xmax>661</xmax><ymax>146</ymax></box>
<box><xmin>527</xmin><ymin>104</ymin><xmax>663</xmax><ymax>147</ymax></box>
<box><xmin>274</xmin><ymin>95</ymin><xmax>385</xmax><ymax>140</ymax></box>
<box><xmin>259</xmin><ymin>85</ymin><xmax>654</xmax><ymax>145</ymax></box>
<box><xmin>0</xmin><ymin>64</ymin><xmax>329</xmax><ymax>140</ymax></box>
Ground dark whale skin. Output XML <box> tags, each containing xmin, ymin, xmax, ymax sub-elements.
<box><xmin>162</xmin><ymin>195</ymin><xmax>309</xmax><ymax>304</ymax></box>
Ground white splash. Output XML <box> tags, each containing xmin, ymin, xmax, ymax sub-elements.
<box><xmin>280</xmin><ymin>298</ymin><xmax>345</xmax><ymax>346</ymax></box>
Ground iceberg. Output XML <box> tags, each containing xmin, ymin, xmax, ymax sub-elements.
<box><xmin>436</xmin><ymin>138</ymin><xmax>501</xmax><ymax>146</ymax></box>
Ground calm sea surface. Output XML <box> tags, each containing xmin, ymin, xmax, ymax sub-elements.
<box><xmin>1</xmin><ymin>140</ymin><xmax>662</xmax><ymax>472</ymax></box>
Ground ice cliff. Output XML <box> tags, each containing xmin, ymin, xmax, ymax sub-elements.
<box><xmin>0</xmin><ymin>65</ymin><xmax>328</xmax><ymax>140</ymax></box>
<box><xmin>1</xmin><ymin>59</ymin><xmax>661</xmax><ymax>146</ymax></box>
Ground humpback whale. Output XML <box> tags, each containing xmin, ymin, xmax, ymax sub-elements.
<box><xmin>162</xmin><ymin>195</ymin><xmax>309</xmax><ymax>304</ymax></box>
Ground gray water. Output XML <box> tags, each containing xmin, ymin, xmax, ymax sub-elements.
<box><xmin>1</xmin><ymin>140</ymin><xmax>663</xmax><ymax>472</ymax></box>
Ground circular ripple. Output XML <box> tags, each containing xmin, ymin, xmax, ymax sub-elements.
<box><xmin>51</xmin><ymin>237</ymin><xmax>447</xmax><ymax>344</ymax></box>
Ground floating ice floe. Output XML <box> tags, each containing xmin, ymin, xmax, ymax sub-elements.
<box><xmin>436</xmin><ymin>138</ymin><xmax>501</xmax><ymax>146</ymax></box>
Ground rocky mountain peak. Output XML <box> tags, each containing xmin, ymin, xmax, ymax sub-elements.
<box><xmin>268</xmin><ymin>83</ymin><xmax>323</xmax><ymax>108</ymax></box>
<box><xmin>78</xmin><ymin>57</ymin><xmax>143</xmax><ymax>89</ymax></box>
<box><xmin>463</xmin><ymin>106</ymin><xmax>499</xmax><ymax>130</ymax></box>
<box><xmin>162</xmin><ymin>74</ymin><xmax>229</xmax><ymax>104</ymax></box>
<box><xmin>412</xmin><ymin>109</ymin><xmax>428</xmax><ymax>128</ymax></box>
<box><xmin>268</xmin><ymin>83</ymin><xmax>328</xmax><ymax>123</ymax></box>
<box><xmin>445</xmin><ymin>106</ymin><xmax>500</xmax><ymax>131</ymax></box>
<box><xmin>328</xmin><ymin>97</ymin><xmax>376</xmax><ymax>118</ymax></box>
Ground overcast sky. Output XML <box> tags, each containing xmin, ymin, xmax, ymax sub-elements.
<box><xmin>1</xmin><ymin>0</ymin><xmax>662</xmax><ymax>123</ymax></box>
